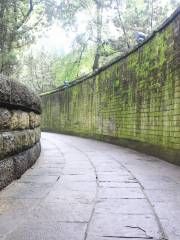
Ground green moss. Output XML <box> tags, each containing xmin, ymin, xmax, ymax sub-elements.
<box><xmin>41</xmin><ymin>14</ymin><xmax>180</xmax><ymax>164</ymax></box>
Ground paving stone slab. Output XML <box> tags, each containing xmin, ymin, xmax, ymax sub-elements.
<box><xmin>95</xmin><ymin>198</ymin><xmax>153</xmax><ymax>215</ymax></box>
<box><xmin>0</xmin><ymin>182</ymin><xmax>51</xmax><ymax>199</ymax></box>
<box><xmin>1</xmin><ymin>133</ymin><xmax>180</xmax><ymax>240</ymax></box>
<box><xmin>99</xmin><ymin>181</ymin><xmax>139</xmax><ymax>188</ymax></box>
<box><xmin>5</xmin><ymin>221</ymin><xmax>87</xmax><ymax>240</ymax></box>
<box><xmin>0</xmin><ymin>199</ymin><xmax>39</xmax><ymax>236</ymax></box>
<box><xmin>31</xmin><ymin>201</ymin><xmax>93</xmax><ymax>222</ymax></box>
<box><xmin>87</xmin><ymin>213</ymin><xmax>161</xmax><ymax>239</ymax></box>
<box><xmin>99</xmin><ymin>187</ymin><xmax>145</xmax><ymax>199</ymax></box>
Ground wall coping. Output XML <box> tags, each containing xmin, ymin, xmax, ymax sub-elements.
<box><xmin>40</xmin><ymin>6</ymin><xmax>180</xmax><ymax>97</ymax></box>
<box><xmin>0</xmin><ymin>74</ymin><xmax>42</xmax><ymax>114</ymax></box>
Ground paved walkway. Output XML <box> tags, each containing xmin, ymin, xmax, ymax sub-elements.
<box><xmin>0</xmin><ymin>133</ymin><xmax>180</xmax><ymax>240</ymax></box>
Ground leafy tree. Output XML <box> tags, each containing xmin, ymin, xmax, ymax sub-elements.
<box><xmin>0</xmin><ymin>0</ymin><xmax>33</xmax><ymax>74</ymax></box>
<box><xmin>13</xmin><ymin>0</ymin><xmax>179</xmax><ymax>92</ymax></box>
<box><xmin>52</xmin><ymin>48</ymin><xmax>94</xmax><ymax>85</ymax></box>
<box><xmin>17</xmin><ymin>47</ymin><xmax>57</xmax><ymax>93</ymax></box>
<box><xmin>54</xmin><ymin>0</ymin><xmax>179</xmax><ymax>74</ymax></box>
<box><xmin>0</xmin><ymin>0</ymin><xmax>58</xmax><ymax>75</ymax></box>
<box><xmin>56</xmin><ymin>0</ymin><xmax>111</xmax><ymax>72</ymax></box>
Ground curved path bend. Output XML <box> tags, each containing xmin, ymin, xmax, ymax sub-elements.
<box><xmin>0</xmin><ymin>133</ymin><xmax>180</xmax><ymax>240</ymax></box>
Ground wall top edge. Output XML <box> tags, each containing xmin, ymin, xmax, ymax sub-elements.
<box><xmin>0</xmin><ymin>74</ymin><xmax>42</xmax><ymax>114</ymax></box>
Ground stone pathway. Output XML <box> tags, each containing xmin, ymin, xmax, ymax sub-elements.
<box><xmin>0</xmin><ymin>133</ymin><xmax>180</xmax><ymax>240</ymax></box>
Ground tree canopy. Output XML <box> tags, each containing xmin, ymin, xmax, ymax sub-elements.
<box><xmin>0</xmin><ymin>0</ymin><xmax>179</xmax><ymax>92</ymax></box>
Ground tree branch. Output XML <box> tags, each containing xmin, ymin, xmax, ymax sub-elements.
<box><xmin>15</xmin><ymin>0</ymin><xmax>34</xmax><ymax>31</ymax></box>
<box><xmin>115</xmin><ymin>0</ymin><xmax>131</xmax><ymax>49</ymax></box>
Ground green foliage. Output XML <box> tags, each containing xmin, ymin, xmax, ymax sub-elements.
<box><xmin>10</xmin><ymin>0</ymin><xmax>179</xmax><ymax>93</ymax></box>
<box><xmin>52</xmin><ymin>48</ymin><xmax>94</xmax><ymax>85</ymax></box>
<box><xmin>0</xmin><ymin>0</ymin><xmax>59</xmax><ymax>75</ymax></box>
<box><xmin>0</xmin><ymin>0</ymin><xmax>32</xmax><ymax>73</ymax></box>
<box><xmin>16</xmin><ymin>47</ymin><xmax>58</xmax><ymax>93</ymax></box>
<box><xmin>53</xmin><ymin>0</ymin><xmax>179</xmax><ymax>73</ymax></box>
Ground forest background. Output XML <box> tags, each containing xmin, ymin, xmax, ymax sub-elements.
<box><xmin>0</xmin><ymin>0</ymin><xmax>179</xmax><ymax>93</ymax></box>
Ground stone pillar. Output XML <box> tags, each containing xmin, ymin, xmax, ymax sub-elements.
<box><xmin>0</xmin><ymin>75</ymin><xmax>41</xmax><ymax>190</ymax></box>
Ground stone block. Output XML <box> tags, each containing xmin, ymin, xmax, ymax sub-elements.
<box><xmin>13</xmin><ymin>141</ymin><xmax>41</xmax><ymax>179</ymax></box>
<box><xmin>20</xmin><ymin>111</ymin><xmax>30</xmax><ymax>129</ymax></box>
<box><xmin>0</xmin><ymin>134</ymin><xmax>4</xmax><ymax>159</ymax></box>
<box><xmin>0</xmin><ymin>74</ymin><xmax>41</xmax><ymax>114</ymax></box>
<box><xmin>0</xmin><ymin>108</ymin><xmax>11</xmax><ymax>130</ymax></box>
<box><xmin>0</xmin><ymin>157</ymin><xmax>14</xmax><ymax>190</ymax></box>
<box><xmin>2</xmin><ymin>132</ymin><xmax>16</xmax><ymax>156</ymax></box>
<box><xmin>0</xmin><ymin>141</ymin><xmax>41</xmax><ymax>188</ymax></box>
<box><xmin>28</xmin><ymin>141</ymin><xmax>41</xmax><ymax>167</ymax></box>
<box><xmin>13</xmin><ymin>150</ymin><xmax>29</xmax><ymax>179</ymax></box>
<box><xmin>0</xmin><ymin>75</ymin><xmax>11</xmax><ymax>103</ymax></box>
<box><xmin>21</xmin><ymin>130</ymin><xmax>31</xmax><ymax>149</ymax></box>
<box><xmin>28</xmin><ymin>129</ymin><xmax>36</xmax><ymax>146</ymax></box>
<box><xmin>10</xmin><ymin>79</ymin><xmax>42</xmax><ymax>114</ymax></box>
<box><xmin>13</xmin><ymin>131</ymin><xmax>24</xmax><ymax>153</ymax></box>
<box><xmin>29</xmin><ymin>112</ymin><xmax>41</xmax><ymax>128</ymax></box>
<box><xmin>1</xmin><ymin>130</ymin><xmax>38</xmax><ymax>159</ymax></box>
<box><xmin>10</xmin><ymin>110</ymin><xmax>29</xmax><ymax>130</ymax></box>
<box><xmin>34</xmin><ymin>127</ymin><xmax>41</xmax><ymax>142</ymax></box>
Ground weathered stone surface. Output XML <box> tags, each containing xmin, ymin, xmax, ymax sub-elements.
<box><xmin>2</xmin><ymin>132</ymin><xmax>16</xmax><ymax>156</ymax></box>
<box><xmin>0</xmin><ymin>108</ymin><xmax>11</xmax><ymax>130</ymax></box>
<box><xmin>13</xmin><ymin>142</ymin><xmax>41</xmax><ymax>179</ymax></box>
<box><xmin>0</xmin><ymin>135</ymin><xmax>3</xmax><ymax>158</ymax></box>
<box><xmin>0</xmin><ymin>75</ymin><xmax>41</xmax><ymax>190</ymax></box>
<box><xmin>0</xmin><ymin>128</ymin><xmax>41</xmax><ymax>160</ymax></box>
<box><xmin>0</xmin><ymin>109</ymin><xmax>40</xmax><ymax>131</ymax></box>
<box><xmin>21</xmin><ymin>130</ymin><xmax>32</xmax><ymax>149</ymax></box>
<box><xmin>35</xmin><ymin>127</ymin><xmax>41</xmax><ymax>142</ymax></box>
<box><xmin>0</xmin><ymin>141</ymin><xmax>41</xmax><ymax>190</ymax></box>
<box><xmin>10</xmin><ymin>110</ymin><xmax>29</xmax><ymax>130</ymax></box>
<box><xmin>0</xmin><ymin>158</ymin><xmax>14</xmax><ymax>190</ymax></box>
<box><xmin>28</xmin><ymin>141</ymin><xmax>41</xmax><ymax>167</ymax></box>
<box><xmin>0</xmin><ymin>109</ymin><xmax>41</xmax><ymax>136</ymax></box>
<box><xmin>29</xmin><ymin>112</ymin><xmax>41</xmax><ymax>128</ymax></box>
<box><xmin>6</xmin><ymin>221</ymin><xmax>87</xmax><ymax>240</ymax></box>
<box><xmin>13</xmin><ymin>151</ymin><xmax>29</xmax><ymax>179</ymax></box>
<box><xmin>0</xmin><ymin>75</ymin><xmax>41</xmax><ymax>114</ymax></box>
<box><xmin>13</xmin><ymin>131</ymin><xmax>23</xmax><ymax>152</ymax></box>
<box><xmin>28</xmin><ymin>129</ymin><xmax>36</xmax><ymax>146</ymax></box>
<box><xmin>0</xmin><ymin>75</ymin><xmax>11</xmax><ymax>103</ymax></box>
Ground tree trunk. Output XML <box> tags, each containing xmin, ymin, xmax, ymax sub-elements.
<box><xmin>115</xmin><ymin>0</ymin><xmax>131</xmax><ymax>49</ymax></box>
<box><xmin>150</xmin><ymin>0</ymin><xmax>154</xmax><ymax>31</ymax></box>
<box><xmin>93</xmin><ymin>0</ymin><xmax>103</xmax><ymax>72</ymax></box>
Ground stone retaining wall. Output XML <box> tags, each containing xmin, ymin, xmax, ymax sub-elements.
<box><xmin>0</xmin><ymin>75</ymin><xmax>41</xmax><ymax>190</ymax></box>
<box><xmin>41</xmin><ymin>7</ymin><xmax>180</xmax><ymax>165</ymax></box>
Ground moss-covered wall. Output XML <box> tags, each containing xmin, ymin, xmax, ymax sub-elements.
<box><xmin>41</xmin><ymin>8</ymin><xmax>180</xmax><ymax>165</ymax></box>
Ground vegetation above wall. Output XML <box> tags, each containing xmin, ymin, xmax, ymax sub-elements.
<box><xmin>0</xmin><ymin>0</ymin><xmax>179</xmax><ymax>93</ymax></box>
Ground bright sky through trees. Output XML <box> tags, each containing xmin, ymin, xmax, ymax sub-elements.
<box><xmin>0</xmin><ymin>0</ymin><xmax>179</xmax><ymax>92</ymax></box>
<box><xmin>36</xmin><ymin>0</ymin><xmax>174</xmax><ymax>55</ymax></box>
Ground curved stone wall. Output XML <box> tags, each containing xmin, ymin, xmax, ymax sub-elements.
<box><xmin>0</xmin><ymin>75</ymin><xmax>41</xmax><ymax>190</ymax></box>
<box><xmin>41</xmin><ymin>7</ymin><xmax>180</xmax><ymax>165</ymax></box>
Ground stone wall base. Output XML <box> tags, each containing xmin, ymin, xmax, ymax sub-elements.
<box><xmin>0</xmin><ymin>141</ymin><xmax>41</xmax><ymax>190</ymax></box>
